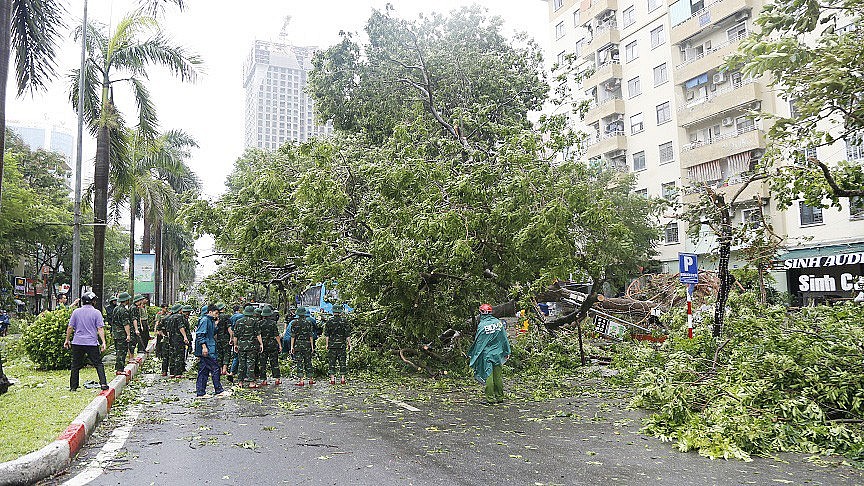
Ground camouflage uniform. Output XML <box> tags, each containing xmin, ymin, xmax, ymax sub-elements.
<box><xmin>233</xmin><ymin>306</ymin><xmax>261</xmax><ymax>383</ymax></box>
<box><xmin>325</xmin><ymin>307</ymin><xmax>352</xmax><ymax>377</ymax></box>
<box><xmin>290</xmin><ymin>309</ymin><xmax>316</xmax><ymax>378</ymax></box>
<box><xmin>167</xmin><ymin>308</ymin><xmax>189</xmax><ymax>376</ymax></box>
<box><xmin>257</xmin><ymin>307</ymin><xmax>281</xmax><ymax>382</ymax></box>
<box><xmin>154</xmin><ymin>306</ymin><xmax>169</xmax><ymax>361</ymax></box>
<box><xmin>111</xmin><ymin>295</ymin><xmax>133</xmax><ymax>372</ymax></box>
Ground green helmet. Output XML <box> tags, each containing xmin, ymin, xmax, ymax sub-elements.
<box><xmin>109</xmin><ymin>295</ymin><xmax>118</xmax><ymax>303</ymax></box>
<box><xmin>133</xmin><ymin>294</ymin><xmax>145</xmax><ymax>303</ymax></box>
<box><xmin>214</xmin><ymin>302</ymin><xmax>226</xmax><ymax>311</ymax></box>
<box><xmin>295</xmin><ymin>306</ymin><xmax>308</xmax><ymax>317</ymax></box>
<box><xmin>243</xmin><ymin>305</ymin><xmax>255</xmax><ymax>316</ymax></box>
<box><xmin>117</xmin><ymin>292</ymin><xmax>131</xmax><ymax>302</ymax></box>
<box><xmin>181</xmin><ymin>305</ymin><xmax>194</xmax><ymax>313</ymax></box>
<box><xmin>332</xmin><ymin>303</ymin><xmax>344</xmax><ymax>314</ymax></box>
<box><xmin>170</xmin><ymin>303</ymin><xmax>182</xmax><ymax>313</ymax></box>
<box><xmin>253</xmin><ymin>307</ymin><xmax>262</xmax><ymax>316</ymax></box>
<box><xmin>261</xmin><ymin>305</ymin><xmax>273</xmax><ymax>317</ymax></box>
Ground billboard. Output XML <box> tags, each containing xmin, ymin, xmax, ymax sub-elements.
<box><xmin>134</xmin><ymin>253</ymin><xmax>156</xmax><ymax>294</ymax></box>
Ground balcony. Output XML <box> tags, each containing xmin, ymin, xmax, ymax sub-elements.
<box><xmin>681</xmin><ymin>126</ymin><xmax>765</xmax><ymax>168</ymax></box>
<box><xmin>585</xmin><ymin>130</ymin><xmax>627</xmax><ymax>159</ymax></box>
<box><xmin>584</xmin><ymin>24</ymin><xmax>621</xmax><ymax>58</ymax></box>
<box><xmin>584</xmin><ymin>97</ymin><xmax>625</xmax><ymax>124</ymax></box>
<box><xmin>582</xmin><ymin>0</ymin><xmax>619</xmax><ymax>24</ymax></box>
<box><xmin>673</xmin><ymin>31</ymin><xmax>747</xmax><ymax>83</ymax></box>
<box><xmin>678</xmin><ymin>79</ymin><xmax>765</xmax><ymax>126</ymax></box>
<box><xmin>671</xmin><ymin>0</ymin><xmax>760</xmax><ymax>44</ymax></box>
<box><xmin>581</xmin><ymin>60</ymin><xmax>622</xmax><ymax>89</ymax></box>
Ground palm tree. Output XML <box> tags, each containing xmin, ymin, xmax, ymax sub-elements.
<box><xmin>0</xmin><ymin>0</ymin><xmax>63</xmax><ymax>214</ymax></box>
<box><xmin>70</xmin><ymin>12</ymin><xmax>201</xmax><ymax>306</ymax></box>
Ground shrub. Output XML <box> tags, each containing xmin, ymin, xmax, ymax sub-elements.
<box><xmin>20</xmin><ymin>308</ymin><xmax>73</xmax><ymax>370</ymax></box>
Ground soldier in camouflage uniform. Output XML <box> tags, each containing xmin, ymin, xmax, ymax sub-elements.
<box><xmin>154</xmin><ymin>303</ymin><xmax>169</xmax><ymax>366</ymax></box>
<box><xmin>325</xmin><ymin>304</ymin><xmax>352</xmax><ymax>385</ymax></box>
<box><xmin>290</xmin><ymin>306</ymin><xmax>316</xmax><ymax>386</ymax></box>
<box><xmin>181</xmin><ymin>305</ymin><xmax>194</xmax><ymax>363</ymax></box>
<box><xmin>233</xmin><ymin>305</ymin><xmax>262</xmax><ymax>388</ymax></box>
<box><xmin>215</xmin><ymin>303</ymin><xmax>233</xmax><ymax>376</ymax></box>
<box><xmin>167</xmin><ymin>304</ymin><xmax>190</xmax><ymax>377</ymax></box>
<box><xmin>257</xmin><ymin>306</ymin><xmax>282</xmax><ymax>386</ymax></box>
<box><xmin>111</xmin><ymin>293</ymin><xmax>133</xmax><ymax>373</ymax></box>
<box><xmin>132</xmin><ymin>294</ymin><xmax>149</xmax><ymax>353</ymax></box>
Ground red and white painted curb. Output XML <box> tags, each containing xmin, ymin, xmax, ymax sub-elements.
<box><xmin>0</xmin><ymin>340</ymin><xmax>155</xmax><ymax>486</ymax></box>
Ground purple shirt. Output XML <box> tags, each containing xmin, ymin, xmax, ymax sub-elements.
<box><xmin>69</xmin><ymin>305</ymin><xmax>104</xmax><ymax>346</ymax></box>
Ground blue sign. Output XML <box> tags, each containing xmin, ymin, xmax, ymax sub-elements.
<box><xmin>679</xmin><ymin>253</ymin><xmax>699</xmax><ymax>284</ymax></box>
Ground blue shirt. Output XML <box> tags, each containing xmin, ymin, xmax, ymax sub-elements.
<box><xmin>195</xmin><ymin>314</ymin><xmax>217</xmax><ymax>360</ymax></box>
<box><xmin>229</xmin><ymin>312</ymin><xmax>243</xmax><ymax>328</ymax></box>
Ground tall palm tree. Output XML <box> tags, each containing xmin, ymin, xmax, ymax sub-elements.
<box><xmin>70</xmin><ymin>12</ymin><xmax>201</xmax><ymax>306</ymax></box>
<box><xmin>0</xmin><ymin>0</ymin><xmax>63</xmax><ymax>214</ymax></box>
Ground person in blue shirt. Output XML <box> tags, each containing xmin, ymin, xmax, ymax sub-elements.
<box><xmin>194</xmin><ymin>304</ymin><xmax>229</xmax><ymax>398</ymax></box>
<box><xmin>0</xmin><ymin>310</ymin><xmax>9</xmax><ymax>336</ymax></box>
<box><xmin>227</xmin><ymin>305</ymin><xmax>243</xmax><ymax>381</ymax></box>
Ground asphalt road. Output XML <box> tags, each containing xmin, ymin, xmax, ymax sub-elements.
<box><xmin>42</xmin><ymin>360</ymin><xmax>864</xmax><ymax>486</ymax></box>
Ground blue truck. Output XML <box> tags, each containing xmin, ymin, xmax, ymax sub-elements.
<box><xmin>296</xmin><ymin>283</ymin><xmax>351</xmax><ymax>316</ymax></box>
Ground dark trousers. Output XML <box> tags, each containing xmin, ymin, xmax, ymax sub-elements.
<box><xmin>70</xmin><ymin>344</ymin><xmax>108</xmax><ymax>390</ymax></box>
<box><xmin>196</xmin><ymin>356</ymin><xmax>223</xmax><ymax>396</ymax></box>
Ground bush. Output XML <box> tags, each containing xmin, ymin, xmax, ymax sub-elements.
<box><xmin>612</xmin><ymin>292</ymin><xmax>864</xmax><ymax>461</ymax></box>
<box><xmin>20</xmin><ymin>308</ymin><xmax>73</xmax><ymax>370</ymax></box>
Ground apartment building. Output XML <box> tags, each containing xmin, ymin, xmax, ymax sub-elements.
<box><xmin>542</xmin><ymin>0</ymin><xmax>864</xmax><ymax>304</ymax></box>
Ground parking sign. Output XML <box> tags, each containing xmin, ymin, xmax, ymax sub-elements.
<box><xmin>679</xmin><ymin>253</ymin><xmax>698</xmax><ymax>284</ymax></box>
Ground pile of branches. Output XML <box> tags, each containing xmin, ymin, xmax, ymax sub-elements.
<box><xmin>613</xmin><ymin>292</ymin><xmax>864</xmax><ymax>461</ymax></box>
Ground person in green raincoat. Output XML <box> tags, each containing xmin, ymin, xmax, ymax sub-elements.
<box><xmin>468</xmin><ymin>303</ymin><xmax>511</xmax><ymax>404</ymax></box>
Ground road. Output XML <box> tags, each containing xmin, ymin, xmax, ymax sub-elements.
<box><xmin>42</xmin><ymin>359</ymin><xmax>864</xmax><ymax>486</ymax></box>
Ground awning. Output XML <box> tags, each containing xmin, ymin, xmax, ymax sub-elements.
<box><xmin>775</xmin><ymin>241</ymin><xmax>864</xmax><ymax>269</ymax></box>
<box><xmin>778</xmin><ymin>242</ymin><xmax>864</xmax><ymax>261</ymax></box>
<box><xmin>727</xmin><ymin>151</ymin><xmax>751</xmax><ymax>175</ymax></box>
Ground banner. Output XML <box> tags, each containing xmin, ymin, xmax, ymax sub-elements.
<box><xmin>134</xmin><ymin>253</ymin><xmax>156</xmax><ymax>294</ymax></box>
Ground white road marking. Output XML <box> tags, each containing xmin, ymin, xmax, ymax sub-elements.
<box><xmin>380</xmin><ymin>395</ymin><xmax>420</xmax><ymax>412</ymax></box>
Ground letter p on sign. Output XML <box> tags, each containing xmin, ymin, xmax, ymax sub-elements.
<box><xmin>679</xmin><ymin>253</ymin><xmax>699</xmax><ymax>284</ymax></box>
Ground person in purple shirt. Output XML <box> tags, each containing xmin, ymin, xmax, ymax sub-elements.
<box><xmin>63</xmin><ymin>292</ymin><xmax>109</xmax><ymax>391</ymax></box>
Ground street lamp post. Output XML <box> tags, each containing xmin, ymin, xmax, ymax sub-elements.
<box><xmin>71</xmin><ymin>0</ymin><xmax>88</xmax><ymax>302</ymax></box>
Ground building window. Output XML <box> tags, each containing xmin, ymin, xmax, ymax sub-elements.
<box><xmin>741</xmin><ymin>208</ymin><xmax>763</xmax><ymax>228</ymax></box>
<box><xmin>557</xmin><ymin>50</ymin><xmax>567</xmax><ymax>67</ymax></box>
<box><xmin>799</xmin><ymin>202</ymin><xmax>824</xmax><ymax>226</ymax></box>
<box><xmin>650</xmin><ymin>25</ymin><xmax>665</xmax><ymax>48</ymax></box>
<box><xmin>574</xmin><ymin>38</ymin><xmax>586</xmax><ymax>57</ymax></box>
<box><xmin>631</xmin><ymin>113</ymin><xmax>644</xmax><ymax>134</ymax></box>
<box><xmin>846</xmin><ymin>132</ymin><xmax>864</xmax><ymax>160</ymax></box>
<box><xmin>574</xmin><ymin>11</ymin><xmax>581</xmax><ymax>27</ymax></box>
<box><xmin>850</xmin><ymin>197</ymin><xmax>864</xmax><ymax>220</ymax></box>
<box><xmin>633</xmin><ymin>151</ymin><xmax>646</xmax><ymax>171</ymax></box>
<box><xmin>553</xmin><ymin>0</ymin><xmax>564</xmax><ymax>10</ymax></box>
<box><xmin>727</xmin><ymin>22</ymin><xmax>747</xmax><ymax>42</ymax></box>
<box><xmin>627</xmin><ymin>76</ymin><xmax>641</xmax><ymax>98</ymax></box>
<box><xmin>648</xmin><ymin>0</ymin><xmax>660</xmax><ymax>12</ymax></box>
<box><xmin>653</xmin><ymin>63</ymin><xmax>668</xmax><ymax>86</ymax></box>
<box><xmin>556</xmin><ymin>21</ymin><xmax>566</xmax><ymax>39</ymax></box>
<box><xmin>623</xmin><ymin>6</ymin><xmax>636</xmax><ymax>27</ymax></box>
<box><xmin>736</xmin><ymin>115</ymin><xmax>755</xmax><ymax>132</ymax></box>
<box><xmin>662</xmin><ymin>181</ymin><xmax>678</xmax><ymax>200</ymax></box>
<box><xmin>635</xmin><ymin>188</ymin><xmax>648</xmax><ymax>197</ymax></box>
<box><xmin>664</xmin><ymin>222</ymin><xmax>680</xmax><ymax>244</ymax></box>
<box><xmin>625</xmin><ymin>41</ymin><xmax>638</xmax><ymax>62</ymax></box>
<box><xmin>659</xmin><ymin>141</ymin><xmax>674</xmax><ymax>164</ymax></box>
<box><xmin>656</xmin><ymin>101</ymin><xmax>671</xmax><ymax>124</ymax></box>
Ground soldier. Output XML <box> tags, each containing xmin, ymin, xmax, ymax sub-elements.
<box><xmin>111</xmin><ymin>293</ymin><xmax>133</xmax><ymax>374</ymax></box>
<box><xmin>181</xmin><ymin>305</ymin><xmax>194</xmax><ymax>362</ymax></box>
<box><xmin>132</xmin><ymin>294</ymin><xmax>148</xmax><ymax>353</ymax></box>
<box><xmin>154</xmin><ymin>303</ymin><xmax>169</xmax><ymax>368</ymax></box>
<box><xmin>232</xmin><ymin>305</ymin><xmax>263</xmax><ymax>388</ymax></box>
<box><xmin>168</xmin><ymin>304</ymin><xmax>190</xmax><ymax>377</ymax></box>
<box><xmin>257</xmin><ymin>305</ymin><xmax>282</xmax><ymax>386</ymax></box>
<box><xmin>215</xmin><ymin>303</ymin><xmax>233</xmax><ymax>376</ymax></box>
<box><xmin>252</xmin><ymin>307</ymin><xmax>263</xmax><ymax>379</ymax></box>
<box><xmin>105</xmin><ymin>295</ymin><xmax>118</xmax><ymax>317</ymax></box>
<box><xmin>324</xmin><ymin>304</ymin><xmax>352</xmax><ymax>385</ymax></box>
<box><xmin>290</xmin><ymin>306</ymin><xmax>316</xmax><ymax>386</ymax></box>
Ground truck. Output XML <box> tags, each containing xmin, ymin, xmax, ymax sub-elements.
<box><xmin>296</xmin><ymin>282</ymin><xmax>352</xmax><ymax>316</ymax></box>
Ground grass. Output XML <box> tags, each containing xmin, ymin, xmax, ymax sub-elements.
<box><xmin>0</xmin><ymin>337</ymin><xmax>106</xmax><ymax>463</ymax></box>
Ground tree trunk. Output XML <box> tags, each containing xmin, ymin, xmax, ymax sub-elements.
<box><xmin>92</xmin><ymin>122</ymin><xmax>110</xmax><ymax>309</ymax></box>
<box><xmin>129</xmin><ymin>197</ymin><xmax>136</xmax><ymax>294</ymax></box>
<box><xmin>142</xmin><ymin>202</ymin><xmax>151</xmax><ymax>253</ymax></box>
<box><xmin>714</xmin><ymin>212</ymin><xmax>733</xmax><ymax>338</ymax></box>
<box><xmin>0</xmin><ymin>0</ymin><xmax>11</xmax><ymax>214</ymax></box>
<box><xmin>154</xmin><ymin>220</ymin><xmax>162</xmax><ymax>304</ymax></box>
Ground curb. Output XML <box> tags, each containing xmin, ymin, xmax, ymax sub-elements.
<box><xmin>0</xmin><ymin>339</ymin><xmax>156</xmax><ymax>485</ymax></box>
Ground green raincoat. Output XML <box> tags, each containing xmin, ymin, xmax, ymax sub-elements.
<box><xmin>468</xmin><ymin>314</ymin><xmax>511</xmax><ymax>383</ymax></box>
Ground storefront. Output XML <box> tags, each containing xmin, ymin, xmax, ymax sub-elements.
<box><xmin>778</xmin><ymin>243</ymin><xmax>864</xmax><ymax>306</ymax></box>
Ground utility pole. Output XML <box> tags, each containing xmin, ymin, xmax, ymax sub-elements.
<box><xmin>71</xmin><ymin>0</ymin><xmax>88</xmax><ymax>302</ymax></box>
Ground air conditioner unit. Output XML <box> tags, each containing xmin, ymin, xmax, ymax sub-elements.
<box><xmin>734</xmin><ymin>10</ymin><xmax>750</xmax><ymax>22</ymax></box>
<box><xmin>704</xmin><ymin>40</ymin><xmax>712</xmax><ymax>50</ymax></box>
<box><xmin>713</xmin><ymin>72</ymin><xmax>726</xmax><ymax>84</ymax></box>
<box><xmin>722</xmin><ymin>116</ymin><xmax>735</xmax><ymax>126</ymax></box>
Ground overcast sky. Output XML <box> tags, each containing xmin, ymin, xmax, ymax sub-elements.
<box><xmin>7</xmin><ymin>0</ymin><xmax>550</xmax><ymax>279</ymax></box>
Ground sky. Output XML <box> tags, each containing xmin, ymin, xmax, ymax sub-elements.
<box><xmin>7</xmin><ymin>0</ymin><xmax>551</xmax><ymax>280</ymax></box>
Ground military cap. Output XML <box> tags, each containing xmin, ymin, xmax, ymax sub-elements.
<box><xmin>214</xmin><ymin>302</ymin><xmax>226</xmax><ymax>311</ymax></box>
<box><xmin>295</xmin><ymin>306</ymin><xmax>308</xmax><ymax>317</ymax></box>
<box><xmin>133</xmin><ymin>294</ymin><xmax>145</xmax><ymax>303</ymax></box>
<box><xmin>254</xmin><ymin>307</ymin><xmax>262</xmax><ymax>315</ymax></box>
<box><xmin>332</xmin><ymin>303</ymin><xmax>344</xmax><ymax>314</ymax></box>
<box><xmin>181</xmin><ymin>305</ymin><xmax>194</xmax><ymax>313</ymax></box>
<box><xmin>261</xmin><ymin>306</ymin><xmax>273</xmax><ymax>317</ymax></box>
<box><xmin>170</xmin><ymin>303</ymin><xmax>183</xmax><ymax>313</ymax></box>
<box><xmin>242</xmin><ymin>305</ymin><xmax>255</xmax><ymax>316</ymax></box>
<box><xmin>109</xmin><ymin>295</ymin><xmax>118</xmax><ymax>303</ymax></box>
<box><xmin>117</xmin><ymin>292</ymin><xmax>131</xmax><ymax>302</ymax></box>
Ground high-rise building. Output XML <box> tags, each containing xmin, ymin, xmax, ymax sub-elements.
<box><xmin>242</xmin><ymin>39</ymin><xmax>332</xmax><ymax>150</ymax></box>
<box><xmin>7</xmin><ymin>120</ymin><xmax>74</xmax><ymax>190</ymax></box>
<box><xmin>542</xmin><ymin>0</ymin><xmax>864</xmax><ymax>305</ymax></box>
